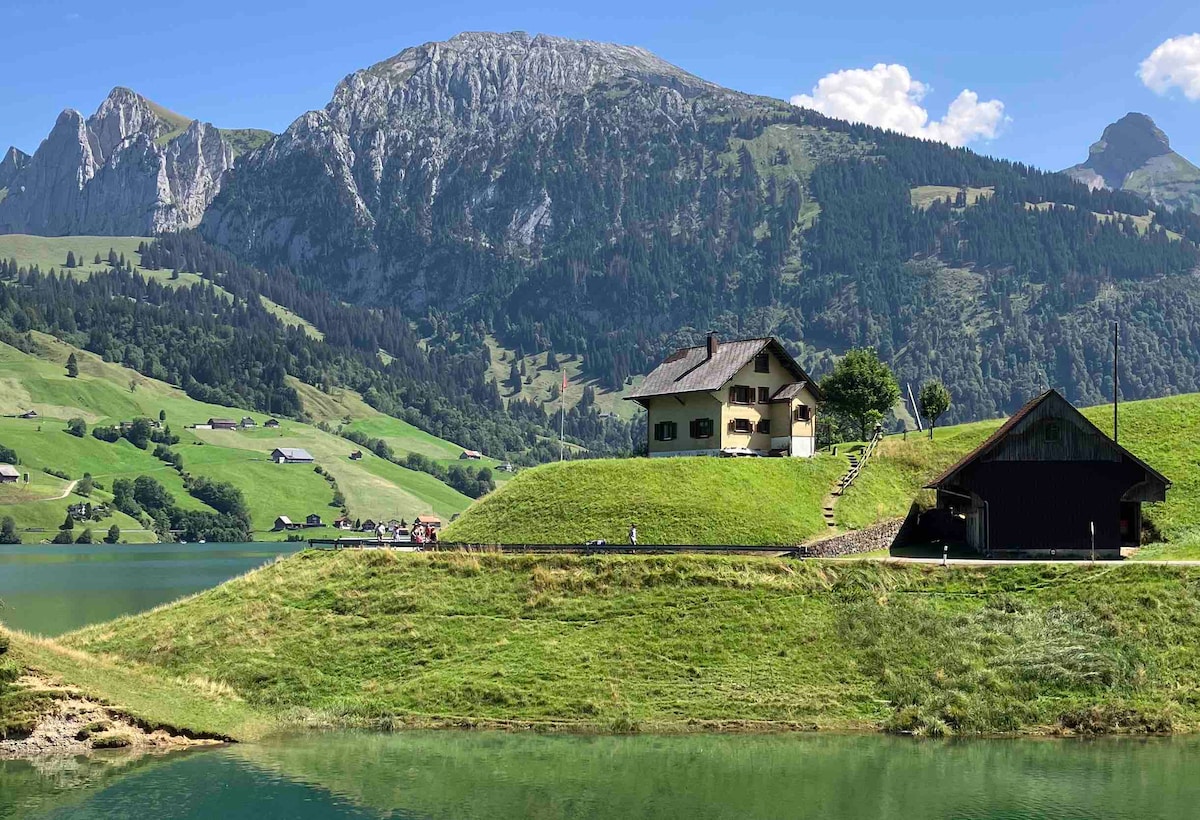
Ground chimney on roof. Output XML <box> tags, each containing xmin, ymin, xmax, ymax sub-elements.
<box><xmin>706</xmin><ymin>333</ymin><xmax>719</xmax><ymax>361</ymax></box>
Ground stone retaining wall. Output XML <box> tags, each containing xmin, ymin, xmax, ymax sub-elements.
<box><xmin>800</xmin><ymin>520</ymin><xmax>902</xmax><ymax>558</ymax></box>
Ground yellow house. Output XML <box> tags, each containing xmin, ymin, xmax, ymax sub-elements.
<box><xmin>627</xmin><ymin>335</ymin><xmax>822</xmax><ymax>457</ymax></box>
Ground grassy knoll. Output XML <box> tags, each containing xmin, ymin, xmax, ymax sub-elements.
<box><xmin>443</xmin><ymin>456</ymin><xmax>847</xmax><ymax>546</ymax></box>
<box><xmin>835</xmin><ymin>393</ymin><xmax>1200</xmax><ymax>549</ymax></box>
<box><xmin>0</xmin><ymin>235</ymin><xmax>151</xmax><ymax>276</ymax></box>
<box><xmin>2</xmin><ymin>627</ymin><xmax>270</xmax><ymax>741</ymax></box>
<box><xmin>0</xmin><ymin>333</ymin><xmax>471</xmax><ymax>540</ymax></box>
<box><xmin>60</xmin><ymin>551</ymin><xmax>1200</xmax><ymax>735</ymax></box>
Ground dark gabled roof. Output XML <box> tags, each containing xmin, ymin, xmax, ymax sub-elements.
<box><xmin>926</xmin><ymin>389</ymin><xmax>1171</xmax><ymax>490</ymax></box>
<box><xmin>626</xmin><ymin>337</ymin><xmax>822</xmax><ymax>403</ymax></box>
<box><xmin>770</xmin><ymin>383</ymin><xmax>810</xmax><ymax>402</ymax></box>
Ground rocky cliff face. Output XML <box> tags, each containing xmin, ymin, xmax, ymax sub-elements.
<box><xmin>1064</xmin><ymin>113</ymin><xmax>1200</xmax><ymax>213</ymax></box>
<box><xmin>203</xmin><ymin>31</ymin><xmax>744</xmax><ymax>300</ymax></box>
<box><xmin>0</xmin><ymin>88</ymin><xmax>246</xmax><ymax>235</ymax></box>
<box><xmin>0</xmin><ymin>147</ymin><xmax>29</xmax><ymax>192</ymax></box>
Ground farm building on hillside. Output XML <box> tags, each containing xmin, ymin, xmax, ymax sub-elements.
<box><xmin>415</xmin><ymin>514</ymin><xmax>442</xmax><ymax>530</ymax></box>
<box><xmin>270</xmin><ymin>447</ymin><xmax>314</xmax><ymax>464</ymax></box>
<box><xmin>265</xmin><ymin>418</ymin><xmax>280</xmax><ymax>429</ymax></box>
<box><xmin>460</xmin><ymin>450</ymin><xmax>482</xmax><ymax>460</ymax></box>
<box><xmin>626</xmin><ymin>334</ymin><xmax>822</xmax><ymax>458</ymax></box>
<box><xmin>306</xmin><ymin>513</ymin><xmax>323</xmax><ymax>527</ymax></box>
<box><xmin>926</xmin><ymin>389</ymin><xmax>1170</xmax><ymax>559</ymax></box>
<box><xmin>273</xmin><ymin>515</ymin><xmax>296</xmax><ymax>531</ymax></box>
<box><xmin>0</xmin><ymin>464</ymin><xmax>19</xmax><ymax>483</ymax></box>
<box><xmin>241</xmin><ymin>417</ymin><xmax>256</xmax><ymax>428</ymax></box>
<box><xmin>208</xmin><ymin>418</ymin><xmax>237</xmax><ymax>430</ymax></box>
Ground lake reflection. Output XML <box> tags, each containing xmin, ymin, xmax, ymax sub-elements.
<box><xmin>4</xmin><ymin>731</ymin><xmax>1199</xmax><ymax>819</ymax></box>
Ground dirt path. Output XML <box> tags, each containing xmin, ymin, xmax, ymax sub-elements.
<box><xmin>47</xmin><ymin>479</ymin><xmax>78</xmax><ymax>501</ymax></box>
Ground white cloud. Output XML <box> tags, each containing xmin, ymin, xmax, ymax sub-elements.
<box><xmin>1140</xmin><ymin>34</ymin><xmax>1200</xmax><ymax>100</ymax></box>
<box><xmin>790</xmin><ymin>64</ymin><xmax>1007</xmax><ymax>147</ymax></box>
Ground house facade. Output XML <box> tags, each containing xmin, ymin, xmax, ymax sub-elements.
<box><xmin>627</xmin><ymin>335</ymin><xmax>822</xmax><ymax>458</ymax></box>
<box><xmin>0</xmin><ymin>464</ymin><xmax>19</xmax><ymax>483</ymax></box>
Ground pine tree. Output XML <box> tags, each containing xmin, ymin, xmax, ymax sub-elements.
<box><xmin>65</xmin><ymin>251</ymin><xmax>76</xmax><ymax>268</ymax></box>
<box><xmin>105</xmin><ymin>524</ymin><xmax>121</xmax><ymax>544</ymax></box>
<box><xmin>93</xmin><ymin>253</ymin><xmax>102</xmax><ymax>265</ymax></box>
<box><xmin>65</xmin><ymin>352</ymin><xmax>78</xmax><ymax>378</ymax></box>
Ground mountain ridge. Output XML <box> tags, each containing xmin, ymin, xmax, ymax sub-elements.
<box><xmin>1064</xmin><ymin>112</ymin><xmax>1200</xmax><ymax>214</ymax></box>
<box><xmin>0</xmin><ymin>88</ymin><xmax>271</xmax><ymax>235</ymax></box>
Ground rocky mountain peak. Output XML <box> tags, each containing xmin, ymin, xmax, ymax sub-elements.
<box><xmin>0</xmin><ymin>146</ymin><xmax>30</xmax><ymax>190</ymax></box>
<box><xmin>329</xmin><ymin>30</ymin><xmax>715</xmax><ymax>135</ymax></box>
<box><xmin>0</xmin><ymin>89</ymin><xmax>247</xmax><ymax>235</ymax></box>
<box><xmin>1064</xmin><ymin>112</ymin><xmax>1200</xmax><ymax>213</ymax></box>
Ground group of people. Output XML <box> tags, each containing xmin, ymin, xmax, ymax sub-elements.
<box><xmin>372</xmin><ymin>520</ymin><xmax>438</xmax><ymax>545</ymax></box>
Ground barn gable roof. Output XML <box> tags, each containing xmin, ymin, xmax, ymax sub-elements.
<box><xmin>626</xmin><ymin>337</ymin><xmax>821</xmax><ymax>403</ymax></box>
<box><xmin>925</xmin><ymin>389</ymin><xmax>1171</xmax><ymax>490</ymax></box>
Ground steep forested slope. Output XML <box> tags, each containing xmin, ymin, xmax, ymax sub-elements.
<box><xmin>201</xmin><ymin>32</ymin><xmax>1200</xmax><ymax>425</ymax></box>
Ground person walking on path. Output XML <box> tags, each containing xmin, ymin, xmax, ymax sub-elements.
<box><xmin>628</xmin><ymin>523</ymin><xmax>638</xmax><ymax>547</ymax></box>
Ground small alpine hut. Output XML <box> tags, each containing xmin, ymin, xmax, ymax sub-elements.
<box><xmin>926</xmin><ymin>389</ymin><xmax>1169</xmax><ymax>558</ymax></box>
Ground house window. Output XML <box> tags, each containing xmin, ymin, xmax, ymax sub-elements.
<box><xmin>1044</xmin><ymin>421</ymin><xmax>1061</xmax><ymax>443</ymax></box>
<box><xmin>754</xmin><ymin>352</ymin><xmax>770</xmax><ymax>373</ymax></box>
<box><xmin>653</xmin><ymin>421</ymin><xmax>678</xmax><ymax>442</ymax></box>
<box><xmin>730</xmin><ymin>418</ymin><xmax>753</xmax><ymax>434</ymax></box>
<box><xmin>756</xmin><ymin>419</ymin><xmax>771</xmax><ymax>435</ymax></box>
<box><xmin>690</xmin><ymin>418</ymin><xmax>714</xmax><ymax>439</ymax></box>
<box><xmin>757</xmin><ymin>386</ymin><xmax>771</xmax><ymax>404</ymax></box>
<box><xmin>729</xmin><ymin>385</ymin><xmax>754</xmax><ymax>405</ymax></box>
<box><xmin>795</xmin><ymin>404</ymin><xmax>812</xmax><ymax>422</ymax></box>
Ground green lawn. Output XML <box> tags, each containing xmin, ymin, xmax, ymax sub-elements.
<box><xmin>443</xmin><ymin>455</ymin><xmax>847</xmax><ymax>546</ymax></box>
<box><xmin>59</xmin><ymin>551</ymin><xmax>1200</xmax><ymax>736</ymax></box>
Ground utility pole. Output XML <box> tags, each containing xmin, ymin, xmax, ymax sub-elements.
<box><xmin>1113</xmin><ymin>321</ymin><xmax>1119</xmax><ymax>444</ymax></box>
<box><xmin>559</xmin><ymin>371</ymin><xmax>567</xmax><ymax>462</ymax></box>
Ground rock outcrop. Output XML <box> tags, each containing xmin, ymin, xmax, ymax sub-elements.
<box><xmin>0</xmin><ymin>88</ymin><xmax>254</xmax><ymax>235</ymax></box>
<box><xmin>1064</xmin><ymin>113</ymin><xmax>1200</xmax><ymax>213</ymax></box>
<box><xmin>0</xmin><ymin>146</ymin><xmax>29</xmax><ymax>191</ymax></box>
<box><xmin>202</xmin><ymin>31</ymin><xmax>741</xmax><ymax>301</ymax></box>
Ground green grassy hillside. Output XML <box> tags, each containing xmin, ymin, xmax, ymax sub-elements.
<box><xmin>442</xmin><ymin>456</ymin><xmax>846</xmax><ymax>546</ymax></box>
<box><xmin>0</xmin><ymin>333</ymin><xmax>470</xmax><ymax>541</ymax></box>
<box><xmin>835</xmin><ymin>393</ymin><xmax>1200</xmax><ymax>549</ymax></box>
<box><xmin>58</xmin><ymin>551</ymin><xmax>1200</xmax><ymax>736</ymax></box>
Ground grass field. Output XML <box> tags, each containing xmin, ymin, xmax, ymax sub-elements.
<box><xmin>443</xmin><ymin>455</ymin><xmax>847</xmax><ymax>546</ymax></box>
<box><xmin>0</xmin><ymin>332</ymin><xmax>471</xmax><ymax>540</ymax></box>
<box><xmin>835</xmin><ymin>393</ymin><xmax>1200</xmax><ymax>554</ymax></box>
<box><xmin>485</xmin><ymin>335</ymin><xmax>643</xmax><ymax>422</ymax></box>
<box><xmin>3</xmin><ymin>627</ymin><xmax>270</xmax><ymax>741</ymax></box>
<box><xmin>0</xmin><ymin>235</ymin><xmax>152</xmax><ymax>276</ymax></box>
<box><xmin>56</xmin><ymin>551</ymin><xmax>1200</xmax><ymax>736</ymax></box>
<box><xmin>910</xmin><ymin>185</ymin><xmax>994</xmax><ymax>209</ymax></box>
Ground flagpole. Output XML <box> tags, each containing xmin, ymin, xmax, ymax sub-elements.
<box><xmin>559</xmin><ymin>371</ymin><xmax>566</xmax><ymax>461</ymax></box>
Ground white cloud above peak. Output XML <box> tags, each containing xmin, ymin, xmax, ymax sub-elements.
<box><xmin>790</xmin><ymin>63</ymin><xmax>1007</xmax><ymax>147</ymax></box>
<box><xmin>1140</xmin><ymin>34</ymin><xmax>1200</xmax><ymax>100</ymax></box>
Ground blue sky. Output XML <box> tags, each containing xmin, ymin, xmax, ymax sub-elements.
<box><xmin>2</xmin><ymin>0</ymin><xmax>1198</xmax><ymax>171</ymax></box>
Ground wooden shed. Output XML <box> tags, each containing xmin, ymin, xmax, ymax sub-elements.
<box><xmin>926</xmin><ymin>390</ymin><xmax>1169</xmax><ymax>558</ymax></box>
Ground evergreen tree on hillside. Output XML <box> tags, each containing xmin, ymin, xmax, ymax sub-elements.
<box><xmin>64</xmin><ymin>251</ymin><xmax>76</xmax><ymax>269</ymax></box>
<box><xmin>105</xmin><ymin>524</ymin><xmax>120</xmax><ymax>544</ymax></box>
<box><xmin>65</xmin><ymin>352</ymin><xmax>78</xmax><ymax>378</ymax></box>
<box><xmin>0</xmin><ymin>516</ymin><xmax>19</xmax><ymax>544</ymax></box>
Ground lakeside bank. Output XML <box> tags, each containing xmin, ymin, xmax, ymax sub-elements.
<box><xmin>4</xmin><ymin>549</ymin><xmax>1198</xmax><ymax>742</ymax></box>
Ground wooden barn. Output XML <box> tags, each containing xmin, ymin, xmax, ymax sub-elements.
<box><xmin>926</xmin><ymin>390</ymin><xmax>1169</xmax><ymax>558</ymax></box>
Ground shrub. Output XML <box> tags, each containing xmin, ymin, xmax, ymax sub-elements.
<box><xmin>65</xmin><ymin>417</ymin><xmax>87</xmax><ymax>437</ymax></box>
